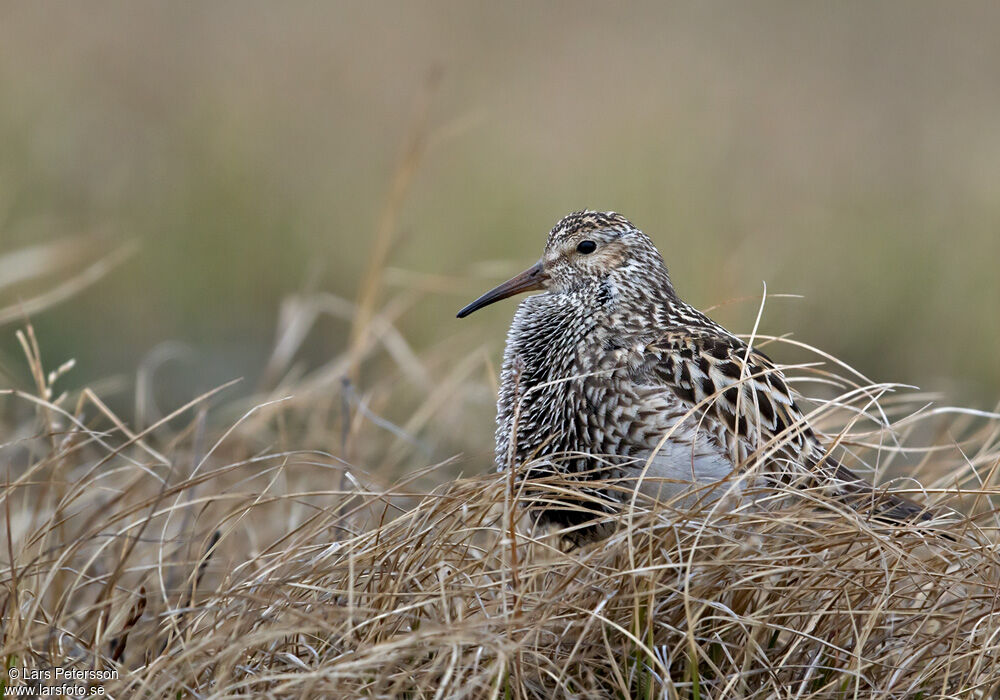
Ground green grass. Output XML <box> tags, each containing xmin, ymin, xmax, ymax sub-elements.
<box><xmin>3</xmin><ymin>3</ymin><xmax>1000</xmax><ymax>409</ymax></box>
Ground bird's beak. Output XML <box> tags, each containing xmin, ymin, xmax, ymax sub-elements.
<box><xmin>456</xmin><ymin>260</ymin><xmax>548</xmax><ymax>318</ymax></box>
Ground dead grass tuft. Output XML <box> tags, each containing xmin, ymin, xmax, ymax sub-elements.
<box><xmin>2</xmin><ymin>311</ymin><xmax>999</xmax><ymax>698</ymax></box>
<box><xmin>3</xmin><ymin>93</ymin><xmax>999</xmax><ymax>697</ymax></box>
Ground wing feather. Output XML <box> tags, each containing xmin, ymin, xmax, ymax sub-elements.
<box><xmin>644</xmin><ymin>328</ymin><xmax>937</xmax><ymax>525</ymax></box>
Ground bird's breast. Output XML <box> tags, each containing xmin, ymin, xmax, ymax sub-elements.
<box><xmin>496</xmin><ymin>302</ymin><xmax>683</xmax><ymax>474</ymax></box>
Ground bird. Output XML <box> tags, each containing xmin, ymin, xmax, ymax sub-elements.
<box><xmin>457</xmin><ymin>210</ymin><xmax>939</xmax><ymax>541</ymax></box>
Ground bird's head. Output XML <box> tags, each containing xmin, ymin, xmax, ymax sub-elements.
<box><xmin>457</xmin><ymin>210</ymin><xmax>672</xmax><ymax>318</ymax></box>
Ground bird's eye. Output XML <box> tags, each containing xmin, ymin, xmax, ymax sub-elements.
<box><xmin>576</xmin><ymin>240</ymin><xmax>597</xmax><ymax>255</ymax></box>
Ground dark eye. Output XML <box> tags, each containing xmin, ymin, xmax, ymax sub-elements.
<box><xmin>576</xmin><ymin>240</ymin><xmax>597</xmax><ymax>255</ymax></box>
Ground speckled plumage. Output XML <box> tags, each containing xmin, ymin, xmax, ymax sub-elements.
<box><xmin>464</xmin><ymin>210</ymin><xmax>934</xmax><ymax>537</ymax></box>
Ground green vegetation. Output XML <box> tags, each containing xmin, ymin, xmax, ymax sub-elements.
<box><xmin>1</xmin><ymin>3</ymin><xmax>999</xmax><ymax>411</ymax></box>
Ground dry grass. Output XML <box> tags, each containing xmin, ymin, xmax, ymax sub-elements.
<box><xmin>2</xmin><ymin>303</ymin><xmax>1000</xmax><ymax>699</ymax></box>
<box><xmin>4</xmin><ymin>87</ymin><xmax>1000</xmax><ymax>699</ymax></box>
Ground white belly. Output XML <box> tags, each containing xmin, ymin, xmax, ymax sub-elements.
<box><xmin>620</xmin><ymin>437</ymin><xmax>740</xmax><ymax>507</ymax></box>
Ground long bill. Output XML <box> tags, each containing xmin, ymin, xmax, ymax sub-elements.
<box><xmin>456</xmin><ymin>260</ymin><xmax>548</xmax><ymax>318</ymax></box>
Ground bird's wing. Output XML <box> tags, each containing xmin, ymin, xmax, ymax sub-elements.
<box><xmin>643</xmin><ymin>328</ymin><xmax>936</xmax><ymax>524</ymax></box>
<box><xmin>644</xmin><ymin>329</ymin><xmax>813</xmax><ymax>464</ymax></box>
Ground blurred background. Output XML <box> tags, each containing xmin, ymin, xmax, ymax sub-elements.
<box><xmin>1</xmin><ymin>2</ymin><xmax>998</xmax><ymax>456</ymax></box>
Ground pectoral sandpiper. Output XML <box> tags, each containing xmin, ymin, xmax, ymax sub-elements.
<box><xmin>458</xmin><ymin>210</ymin><xmax>937</xmax><ymax>540</ymax></box>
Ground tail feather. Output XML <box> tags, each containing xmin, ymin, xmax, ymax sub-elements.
<box><xmin>817</xmin><ymin>455</ymin><xmax>942</xmax><ymax>526</ymax></box>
